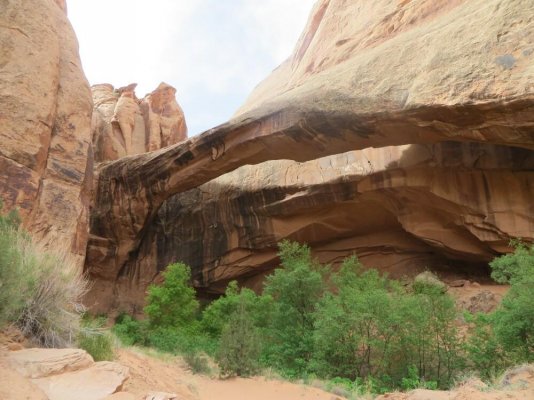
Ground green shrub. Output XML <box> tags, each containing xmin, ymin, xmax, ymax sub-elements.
<box><xmin>489</xmin><ymin>241</ymin><xmax>534</xmax><ymax>362</ymax></box>
<box><xmin>262</xmin><ymin>241</ymin><xmax>327</xmax><ymax>376</ymax></box>
<box><xmin>466</xmin><ymin>240</ymin><xmax>534</xmax><ymax>378</ymax></box>
<box><xmin>312</xmin><ymin>255</ymin><xmax>462</xmax><ymax>390</ymax></box>
<box><xmin>313</xmin><ymin>256</ymin><xmax>403</xmax><ymax>381</ymax></box>
<box><xmin>201</xmin><ymin>281</ymin><xmax>272</xmax><ymax>338</ymax></box>
<box><xmin>183</xmin><ymin>351</ymin><xmax>212</xmax><ymax>375</ymax></box>
<box><xmin>78</xmin><ymin>323</ymin><xmax>115</xmax><ymax>361</ymax></box>
<box><xmin>0</xmin><ymin>202</ymin><xmax>27</xmax><ymax>326</ymax></box>
<box><xmin>113</xmin><ymin>314</ymin><xmax>148</xmax><ymax>346</ymax></box>
<box><xmin>216</xmin><ymin>299</ymin><xmax>261</xmax><ymax>377</ymax></box>
<box><xmin>0</xmin><ymin>200</ymin><xmax>88</xmax><ymax>347</ymax></box>
<box><xmin>401</xmin><ymin>366</ymin><xmax>438</xmax><ymax>390</ymax></box>
<box><xmin>144</xmin><ymin>263</ymin><xmax>199</xmax><ymax>329</ymax></box>
<box><xmin>146</xmin><ymin>324</ymin><xmax>216</xmax><ymax>355</ymax></box>
<box><xmin>464</xmin><ymin>312</ymin><xmax>510</xmax><ymax>380</ymax></box>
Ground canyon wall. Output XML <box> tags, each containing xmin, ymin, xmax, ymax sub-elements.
<box><xmin>0</xmin><ymin>0</ymin><xmax>93</xmax><ymax>258</ymax></box>
<box><xmin>85</xmin><ymin>0</ymin><xmax>534</xmax><ymax>312</ymax></box>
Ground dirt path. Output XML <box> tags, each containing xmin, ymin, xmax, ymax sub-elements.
<box><xmin>117</xmin><ymin>348</ymin><xmax>342</xmax><ymax>400</ymax></box>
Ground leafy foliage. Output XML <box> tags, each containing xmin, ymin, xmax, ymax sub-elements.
<box><xmin>312</xmin><ymin>256</ymin><xmax>461</xmax><ymax>389</ymax></box>
<box><xmin>216</xmin><ymin>299</ymin><xmax>262</xmax><ymax>377</ymax></box>
<box><xmin>144</xmin><ymin>263</ymin><xmax>199</xmax><ymax>329</ymax></box>
<box><xmin>262</xmin><ymin>240</ymin><xmax>327</xmax><ymax>376</ymax></box>
<box><xmin>201</xmin><ymin>281</ymin><xmax>272</xmax><ymax>338</ymax></box>
<box><xmin>489</xmin><ymin>241</ymin><xmax>534</xmax><ymax>361</ymax></box>
<box><xmin>78</xmin><ymin>316</ymin><xmax>115</xmax><ymax>361</ymax></box>
<box><xmin>465</xmin><ymin>241</ymin><xmax>534</xmax><ymax>378</ymax></box>
<box><xmin>112</xmin><ymin>314</ymin><xmax>148</xmax><ymax>346</ymax></box>
<box><xmin>110</xmin><ymin>239</ymin><xmax>533</xmax><ymax>392</ymax></box>
<box><xmin>0</xmin><ymin>200</ymin><xmax>88</xmax><ymax>347</ymax></box>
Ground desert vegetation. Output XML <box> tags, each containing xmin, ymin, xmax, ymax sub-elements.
<box><xmin>111</xmin><ymin>239</ymin><xmax>534</xmax><ymax>395</ymax></box>
<box><xmin>0</xmin><ymin>200</ymin><xmax>90</xmax><ymax>348</ymax></box>
<box><xmin>1</xmin><ymin>199</ymin><xmax>532</xmax><ymax>395</ymax></box>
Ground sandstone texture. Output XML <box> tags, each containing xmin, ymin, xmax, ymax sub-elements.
<box><xmin>8</xmin><ymin>348</ymin><xmax>93</xmax><ymax>378</ymax></box>
<box><xmin>2</xmin><ymin>348</ymin><xmax>129</xmax><ymax>400</ymax></box>
<box><xmin>85</xmin><ymin>0</ymin><xmax>534</xmax><ymax>310</ymax></box>
<box><xmin>0</xmin><ymin>0</ymin><xmax>93</xmax><ymax>258</ymax></box>
<box><xmin>91</xmin><ymin>82</ymin><xmax>187</xmax><ymax>162</ymax></box>
<box><xmin>376</xmin><ymin>366</ymin><xmax>534</xmax><ymax>400</ymax></box>
<box><xmin>32</xmin><ymin>361</ymin><xmax>129</xmax><ymax>400</ymax></box>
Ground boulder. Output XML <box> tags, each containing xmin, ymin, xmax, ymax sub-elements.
<box><xmin>0</xmin><ymin>357</ymin><xmax>48</xmax><ymax>400</ymax></box>
<box><xmin>32</xmin><ymin>361</ymin><xmax>129</xmax><ymax>400</ymax></box>
<box><xmin>8</xmin><ymin>348</ymin><xmax>93</xmax><ymax>379</ymax></box>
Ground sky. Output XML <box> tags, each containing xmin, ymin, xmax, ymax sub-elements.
<box><xmin>68</xmin><ymin>1</ymin><xmax>316</xmax><ymax>136</ymax></box>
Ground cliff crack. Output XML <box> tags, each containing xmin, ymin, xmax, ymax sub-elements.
<box><xmin>0</xmin><ymin>24</ymin><xmax>29</xmax><ymax>38</ymax></box>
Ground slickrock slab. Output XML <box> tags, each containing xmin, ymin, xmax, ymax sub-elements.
<box><xmin>104</xmin><ymin>392</ymin><xmax>136</xmax><ymax>400</ymax></box>
<box><xmin>0</xmin><ymin>357</ymin><xmax>48</xmax><ymax>400</ymax></box>
<box><xmin>8</xmin><ymin>348</ymin><xmax>94</xmax><ymax>379</ymax></box>
<box><xmin>32</xmin><ymin>361</ymin><xmax>129</xmax><ymax>400</ymax></box>
<box><xmin>144</xmin><ymin>392</ymin><xmax>178</xmax><ymax>400</ymax></box>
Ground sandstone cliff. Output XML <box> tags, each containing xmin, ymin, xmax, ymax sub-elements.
<box><xmin>0</xmin><ymin>0</ymin><xmax>93</xmax><ymax>258</ymax></box>
<box><xmin>85</xmin><ymin>0</ymin><xmax>534</xmax><ymax>312</ymax></box>
<box><xmin>91</xmin><ymin>82</ymin><xmax>187</xmax><ymax>162</ymax></box>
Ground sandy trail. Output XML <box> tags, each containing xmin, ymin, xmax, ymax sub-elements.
<box><xmin>117</xmin><ymin>348</ymin><xmax>341</xmax><ymax>400</ymax></box>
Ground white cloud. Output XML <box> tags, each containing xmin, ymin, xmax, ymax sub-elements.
<box><xmin>69</xmin><ymin>0</ymin><xmax>315</xmax><ymax>135</ymax></box>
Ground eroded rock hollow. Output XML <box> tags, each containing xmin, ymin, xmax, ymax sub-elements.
<box><xmin>85</xmin><ymin>0</ymin><xmax>534</xmax><ymax>312</ymax></box>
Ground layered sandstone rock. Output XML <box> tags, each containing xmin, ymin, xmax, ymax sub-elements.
<box><xmin>86</xmin><ymin>0</ymin><xmax>534</xmax><ymax>311</ymax></box>
<box><xmin>0</xmin><ymin>0</ymin><xmax>93</xmax><ymax>258</ymax></box>
<box><xmin>91</xmin><ymin>82</ymin><xmax>187</xmax><ymax>162</ymax></box>
<box><xmin>89</xmin><ymin>142</ymin><xmax>533</xmax><ymax>309</ymax></box>
<box><xmin>4</xmin><ymin>348</ymin><xmax>129</xmax><ymax>400</ymax></box>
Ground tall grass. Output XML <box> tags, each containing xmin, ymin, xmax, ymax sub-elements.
<box><xmin>0</xmin><ymin>203</ymin><xmax>89</xmax><ymax>347</ymax></box>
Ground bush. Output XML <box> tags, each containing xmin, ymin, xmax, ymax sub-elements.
<box><xmin>183</xmin><ymin>351</ymin><xmax>213</xmax><ymax>375</ymax></box>
<box><xmin>262</xmin><ymin>241</ymin><xmax>327</xmax><ymax>376</ymax></box>
<box><xmin>0</xmin><ymin>202</ymin><xmax>27</xmax><ymax>326</ymax></box>
<box><xmin>464</xmin><ymin>312</ymin><xmax>510</xmax><ymax>380</ymax></box>
<box><xmin>0</xmin><ymin>201</ymin><xmax>88</xmax><ymax>347</ymax></box>
<box><xmin>78</xmin><ymin>316</ymin><xmax>114</xmax><ymax>361</ymax></box>
<box><xmin>313</xmin><ymin>256</ymin><xmax>403</xmax><ymax>381</ymax></box>
<box><xmin>113</xmin><ymin>314</ymin><xmax>148</xmax><ymax>346</ymax></box>
<box><xmin>312</xmin><ymin>255</ymin><xmax>463</xmax><ymax>390</ymax></box>
<box><xmin>201</xmin><ymin>281</ymin><xmax>272</xmax><ymax>338</ymax></box>
<box><xmin>489</xmin><ymin>241</ymin><xmax>534</xmax><ymax>362</ymax></box>
<box><xmin>144</xmin><ymin>263</ymin><xmax>199</xmax><ymax>329</ymax></box>
<box><xmin>216</xmin><ymin>299</ymin><xmax>261</xmax><ymax>377</ymax></box>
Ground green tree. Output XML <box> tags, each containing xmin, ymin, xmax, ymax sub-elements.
<box><xmin>464</xmin><ymin>312</ymin><xmax>510</xmax><ymax>380</ymax></box>
<box><xmin>489</xmin><ymin>241</ymin><xmax>534</xmax><ymax>362</ymax></box>
<box><xmin>144</xmin><ymin>262</ymin><xmax>199</xmax><ymax>328</ymax></box>
<box><xmin>313</xmin><ymin>256</ymin><xmax>402</xmax><ymax>380</ymax></box>
<box><xmin>262</xmin><ymin>240</ymin><xmax>327</xmax><ymax>377</ymax></box>
<box><xmin>216</xmin><ymin>298</ymin><xmax>262</xmax><ymax>377</ymax></box>
<box><xmin>401</xmin><ymin>283</ymin><xmax>463</xmax><ymax>388</ymax></box>
<box><xmin>201</xmin><ymin>281</ymin><xmax>272</xmax><ymax>338</ymax></box>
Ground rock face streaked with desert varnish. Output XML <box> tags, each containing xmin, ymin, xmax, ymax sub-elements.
<box><xmin>85</xmin><ymin>0</ymin><xmax>534</xmax><ymax>312</ymax></box>
<box><xmin>91</xmin><ymin>82</ymin><xmax>187</xmax><ymax>162</ymax></box>
<box><xmin>0</xmin><ymin>0</ymin><xmax>93</xmax><ymax>259</ymax></box>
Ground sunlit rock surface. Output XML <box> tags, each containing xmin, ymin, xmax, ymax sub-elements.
<box><xmin>85</xmin><ymin>0</ymin><xmax>534</xmax><ymax>311</ymax></box>
<box><xmin>0</xmin><ymin>0</ymin><xmax>93</xmax><ymax>259</ymax></box>
<box><xmin>91</xmin><ymin>82</ymin><xmax>187</xmax><ymax>162</ymax></box>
